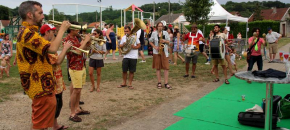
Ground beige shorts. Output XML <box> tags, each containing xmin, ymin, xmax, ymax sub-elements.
<box><xmin>212</xmin><ymin>59</ymin><xmax>226</xmax><ymax>66</ymax></box>
<box><xmin>269</xmin><ymin>43</ymin><xmax>278</xmax><ymax>54</ymax></box>
<box><xmin>69</xmin><ymin>67</ymin><xmax>86</xmax><ymax>88</ymax></box>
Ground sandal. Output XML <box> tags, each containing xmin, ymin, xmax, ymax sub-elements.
<box><xmin>213</xmin><ymin>78</ymin><xmax>220</xmax><ymax>82</ymax></box>
<box><xmin>69</xmin><ymin>115</ymin><xmax>82</xmax><ymax>122</ymax></box>
<box><xmin>117</xmin><ymin>84</ymin><xmax>127</xmax><ymax>88</ymax></box>
<box><xmin>164</xmin><ymin>84</ymin><xmax>172</xmax><ymax>90</ymax></box>
<box><xmin>183</xmin><ymin>74</ymin><xmax>189</xmax><ymax>77</ymax></box>
<box><xmin>225</xmin><ymin>79</ymin><xmax>230</xmax><ymax>84</ymax></box>
<box><xmin>76</xmin><ymin>107</ymin><xmax>90</xmax><ymax>115</ymax></box>
<box><xmin>128</xmin><ymin>86</ymin><xmax>134</xmax><ymax>89</ymax></box>
<box><xmin>191</xmin><ymin>75</ymin><xmax>196</xmax><ymax>78</ymax></box>
<box><xmin>157</xmin><ymin>82</ymin><xmax>162</xmax><ymax>89</ymax></box>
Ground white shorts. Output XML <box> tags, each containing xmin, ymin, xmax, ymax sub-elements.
<box><xmin>1</xmin><ymin>53</ymin><xmax>11</xmax><ymax>58</ymax></box>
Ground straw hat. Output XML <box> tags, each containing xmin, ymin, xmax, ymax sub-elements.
<box><xmin>174</xmin><ymin>25</ymin><xmax>179</xmax><ymax>29</ymax></box>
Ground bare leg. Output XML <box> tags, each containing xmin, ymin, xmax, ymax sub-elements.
<box><xmin>173</xmin><ymin>52</ymin><xmax>177</xmax><ymax>65</ymax></box>
<box><xmin>177</xmin><ymin>53</ymin><xmax>185</xmax><ymax>62</ymax></box>
<box><xmin>164</xmin><ymin>69</ymin><xmax>169</xmax><ymax>84</ymax></box>
<box><xmin>88</xmin><ymin>67</ymin><xmax>95</xmax><ymax>92</ymax></box>
<box><xmin>122</xmin><ymin>72</ymin><xmax>127</xmax><ymax>85</ymax></box>
<box><xmin>214</xmin><ymin>65</ymin><xmax>219</xmax><ymax>79</ymax></box>
<box><xmin>169</xmin><ymin>48</ymin><xmax>173</xmax><ymax>62</ymax></box>
<box><xmin>191</xmin><ymin>63</ymin><xmax>196</xmax><ymax>76</ymax></box>
<box><xmin>96</xmin><ymin>67</ymin><xmax>102</xmax><ymax>92</ymax></box>
<box><xmin>185</xmin><ymin>63</ymin><xmax>189</xmax><ymax>75</ymax></box>
<box><xmin>226</xmin><ymin>55</ymin><xmax>234</xmax><ymax>75</ymax></box>
<box><xmin>104</xmin><ymin>50</ymin><xmax>110</xmax><ymax>60</ymax></box>
<box><xmin>202</xmin><ymin>52</ymin><xmax>209</xmax><ymax>59</ymax></box>
<box><xmin>273</xmin><ymin>53</ymin><xmax>276</xmax><ymax>60</ymax></box>
<box><xmin>156</xmin><ymin>70</ymin><xmax>161</xmax><ymax>83</ymax></box>
<box><xmin>70</xmin><ymin>88</ymin><xmax>79</xmax><ymax>116</ymax></box>
<box><xmin>139</xmin><ymin>51</ymin><xmax>146</xmax><ymax>61</ymax></box>
<box><xmin>70</xmin><ymin>83</ymin><xmax>73</xmax><ymax>96</ymax></box>
<box><xmin>128</xmin><ymin>72</ymin><xmax>134</xmax><ymax>87</ymax></box>
<box><xmin>112</xmin><ymin>50</ymin><xmax>116</xmax><ymax>59</ymax></box>
<box><xmin>75</xmin><ymin>88</ymin><xmax>82</xmax><ymax>113</ymax></box>
<box><xmin>222</xmin><ymin>65</ymin><xmax>228</xmax><ymax>80</ymax></box>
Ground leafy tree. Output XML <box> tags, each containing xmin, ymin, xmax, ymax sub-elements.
<box><xmin>0</xmin><ymin>5</ymin><xmax>10</xmax><ymax>20</ymax></box>
<box><xmin>159</xmin><ymin>9</ymin><xmax>168</xmax><ymax>17</ymax></box>
<box><xmin>182</xmin><ymin>0</ymin><xmax>213</xmax><ymax>25</ymax></box>
<box><xmin>48</xmin><ymin>9</ymin><xmax>66</xmax><ymax>21</ymax></box>
<box><xmin>253</xmin><ymin>3</ymin><xmax>263</xmax><ymax>21</ymax></box>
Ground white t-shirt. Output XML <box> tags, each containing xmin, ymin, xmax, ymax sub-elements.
<box><xmin>197</xmin><ymin>29</ymin><xmax>204</xmax><ymax>45</ymax></box>
<box><xmin>120</xmin><ymin>35</ymin><xmax>140</xmax><ymax>59</ymax></box>
<box><xmin>136</xmin><ymin>29</ymin><xmax>141</xmax><ymax>39</ymax></box>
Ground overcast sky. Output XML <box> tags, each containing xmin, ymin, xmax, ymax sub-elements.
<box><xmin>2</xmin><ymin>0</ymin><xmax>290</xmax><ymax>14</ymax></box>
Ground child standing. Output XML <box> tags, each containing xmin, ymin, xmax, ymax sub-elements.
<box><xmin>230</xmin><ymin>48</ymin><xmax>238</xmax><ymax>72</ymax></box>
<box><xmin>117</xmin><ymin>35</ymin><xmax>122</xmax><ymax>57</ymax></box>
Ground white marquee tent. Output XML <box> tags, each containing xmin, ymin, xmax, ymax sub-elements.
<box><xmin>208</xmin><ymin>0</ymin><xmax>249</xmax><ymax>40</ymax></box>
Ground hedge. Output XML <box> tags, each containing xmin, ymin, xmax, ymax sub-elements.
<box><xmin>185</xmin><ymin>20</ymin><xmax>280</xmax><ymax>39</ymax></box>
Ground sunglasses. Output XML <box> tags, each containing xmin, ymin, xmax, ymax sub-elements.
<box><xmin>92</xmin><ymin>33</ymin><xmax>97</xmax><ymax>35</ymax></box>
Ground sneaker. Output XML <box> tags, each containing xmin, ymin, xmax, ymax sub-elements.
<box><xmin>139</xmin><ymin>60</ymin><xmax>146</xmax><ymax>63</ymax></box>
<box><xmin>205</xmin><ymin>61</ymin><xmax>210</xmax><ymax>65</ymax></box>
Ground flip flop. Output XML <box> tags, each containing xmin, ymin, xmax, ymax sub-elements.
<box><xmin>57</xmin><ymin>125</ymin><xmax>69</xmax><ymax>130</ymax></box>
<box><xmin>128</xmin><ymin>86</ymin><xmax>134</xmax><ymax>89</ymax></box>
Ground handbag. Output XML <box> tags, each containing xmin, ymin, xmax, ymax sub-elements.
<box><xmin>247</xmin><ymin>37</ymin><xmax>259</xmax><ymax>62</ymax></box>
<box><xmin>278</xmin><ymin>94</ymin><xmax>290</xmax><ymax>119</ymax></box>
<box><xmin>238</xmin><ymin>112</ymin><xmax>278</xmax><ymax>129</ymax></box>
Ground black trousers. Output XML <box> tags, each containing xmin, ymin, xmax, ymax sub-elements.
<box><xmin>55</xmin><ymin>92</ymin><xmax>63</xmax><ymax>118</ymax></box>
<box><xmin>247</xmin><ymin>55</ymin><xmax>263</xmax><ymax>71</ymax></box>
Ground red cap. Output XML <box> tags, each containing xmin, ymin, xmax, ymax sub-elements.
<box><xmin>168</xmin><ymin>24</ymin><xmax>173</xmax><ymax>28</ymax></box>
<box><xmin>40</xmin><ymin>24</ymin><xmax>56</xmax><ymax>35</ymax></box>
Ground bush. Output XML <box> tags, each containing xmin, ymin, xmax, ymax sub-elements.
<box><xmin>185</xmin><ymin>20</ymin><xmax>280</xmax><ymax>38</ymax></box>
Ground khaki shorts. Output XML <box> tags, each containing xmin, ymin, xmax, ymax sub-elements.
<box><xmin>69</xmin><ymin>67</ymin><xmax>86</xmax><ymax>88</ymax></box>
<box><xmin>212</xmin><ymin>59</ymin><xmax>226</xmax><ymax>66</ymax></box>
<box><xmin>269</xmin><ymin>43</ymin><xmax>278</xmax><ymax>54</ymax></box>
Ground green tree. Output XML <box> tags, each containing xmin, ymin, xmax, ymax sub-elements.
<box><xmin>0</xmin><ymin>5</ymin><xmax>10</xmax><ymax>20</ymax></box>
<box><xmin>253</xmin><ymin>3</ymin><xmax>263</xmax><ymax>21</ymax></box>
<box><xmin>182</xmin><ymin>0</ymin><xmax>213</xmax><ymax>25</ymax></box>
<box><xmin>159</xmin><ymin>9</ymin><xmax>167</xmax><ymax>17</ymax></box>
<box><xmin>48</xmin><ymin>9</ymin><xmax>66</xmax><ymax>21</ymax></box>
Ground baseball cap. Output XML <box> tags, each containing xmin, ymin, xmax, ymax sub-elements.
<box><xmin>267</xmin><ymin>27</ymin><xmax>272</xmax><ymax>31</ymax></box>
<box><xmin>168</xmin><ymin>24</ymin><xmax>173</xmax><ymax>28</ymax></box>
<box><xmin>40</xmin><ymin>24</ymin><xmax>56</xmax><ymax>35</ymax></box>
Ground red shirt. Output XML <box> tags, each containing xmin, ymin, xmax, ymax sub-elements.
<box><xmin>63</xmin><ymin>34</ymin><xmax>86</xmax><ymax>70</ymax></box>
<box><xmin>184</xmin><ymin>32</ymin><xmax>203</xmax><ymax>51</ymax></box>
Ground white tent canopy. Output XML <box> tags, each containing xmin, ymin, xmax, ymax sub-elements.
<box><xmin>208</xmin><ymin>0</ymin><xmax>249</xmax><ymax>43</ymax></box>
<box><xmin>208</xmin><ymin>0</ymin><xmax>248</xmax><ymax>23</ymax></box>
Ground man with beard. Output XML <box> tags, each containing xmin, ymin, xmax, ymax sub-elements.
<box><xmin>211</xmin><ymin>24</ymin><xmax>229</xmax><ymax>84</ymax></box>
<box><xmin>16</xmin><ymin>1</ymin><xmax>70</xmax><ymax>129</ymax></box>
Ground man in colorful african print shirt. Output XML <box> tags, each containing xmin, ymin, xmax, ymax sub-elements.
<box><xmin>16</xmin><ymin>1</ymin><xmax>70</xmax><ymax>129</ymax></box>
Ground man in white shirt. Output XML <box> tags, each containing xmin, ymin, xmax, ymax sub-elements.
<box><xmin>118</xmin><ymin>26</ymin><xmax>141</xmax><ymax>89</ymax></box>
<box><xmin>197</xmin><ymin>29</ymin><xmax>210</xmax><ymax>64</ymax></box>
<box><xmin>266</xmin><ymin>27</ymin><xmax>282</xmax><ymax>62</ymax></box>
<box><xmin>136</xmin><ymin>29</ymin><xmax>146</xmax><ymax>62</ymax></box>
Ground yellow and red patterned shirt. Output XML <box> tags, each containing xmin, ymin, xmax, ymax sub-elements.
<box><xmin>16</xmin><ymin>21</ymin><xmax>55</xmax><ymax>99</ymax></box>
<box><xmin>48</xmin><ymin>53</ymin><xmax>66</xmax><ymax>94</ymax></box>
